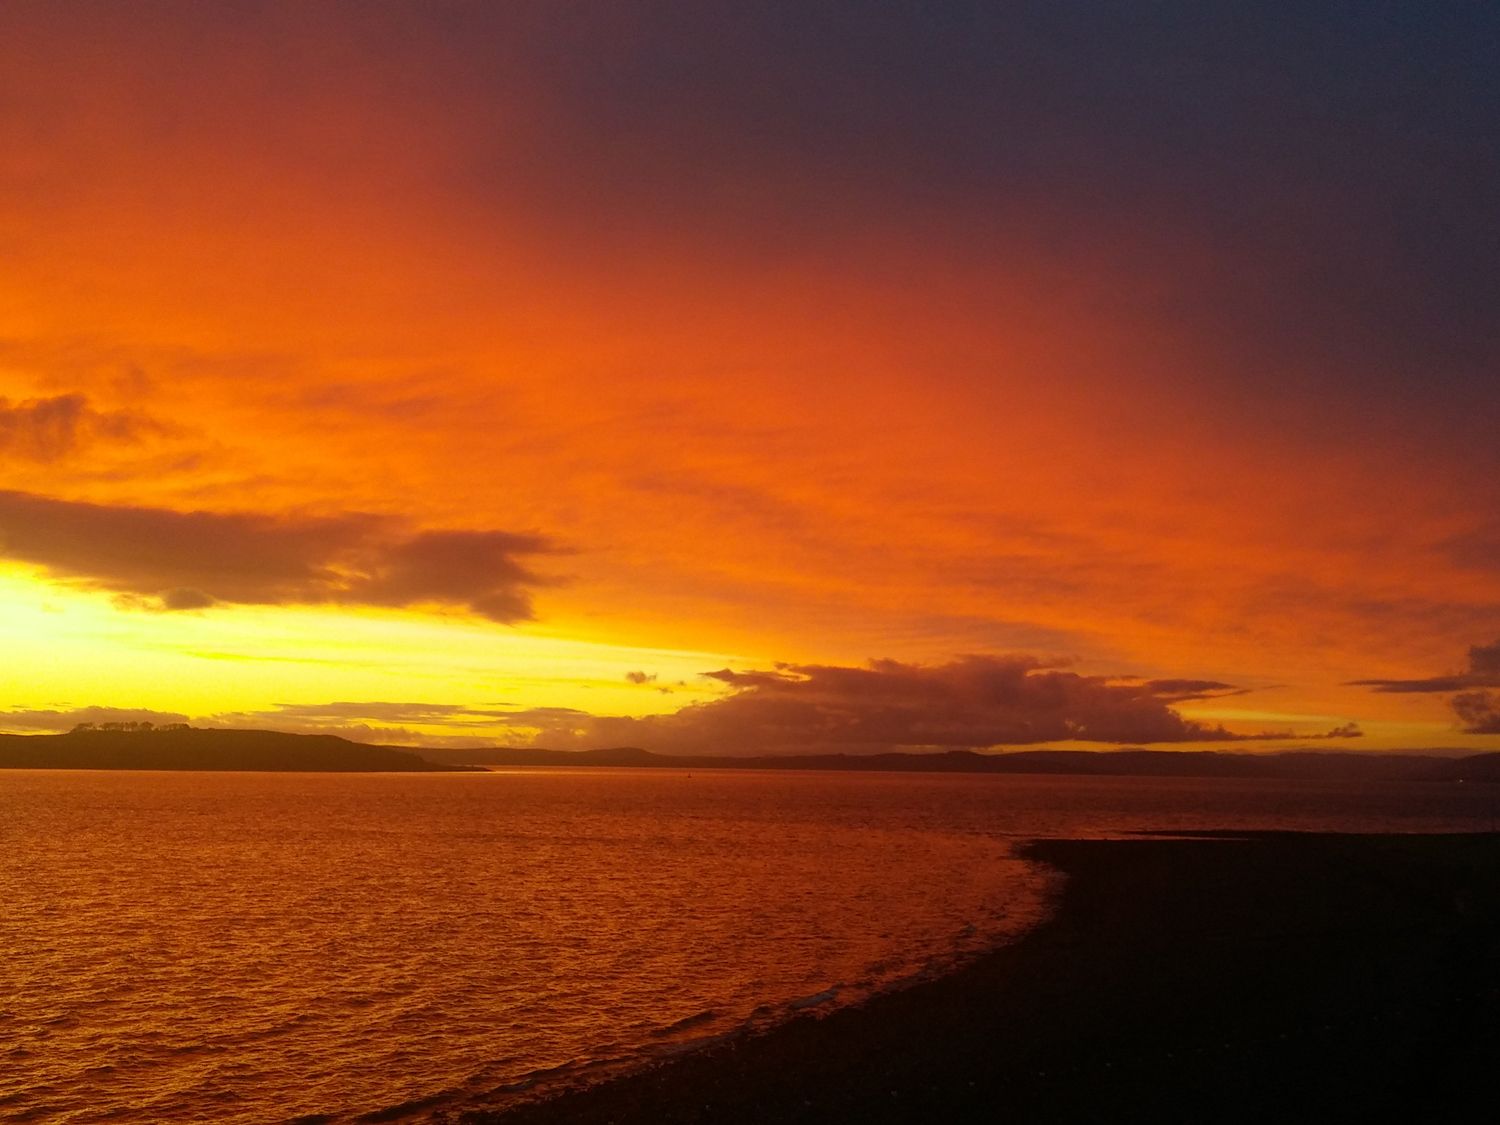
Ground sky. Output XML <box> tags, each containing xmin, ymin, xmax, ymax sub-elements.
<box><xmin>2</xmin><ymin>1</ymin><xmax>1498</xmax><ymax>753</ymax></box>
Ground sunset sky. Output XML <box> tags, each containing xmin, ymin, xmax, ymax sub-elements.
<box><xmin>3</xmin><ymin>2</ymin><xmax>1498</xmax><ymax>752</ymax></box>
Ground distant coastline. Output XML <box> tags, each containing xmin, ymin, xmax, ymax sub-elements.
<box><xmin>0</xmin><ymin>727</ymin><xmax>478</xmax><ymax>772</ymax></box>
<box><xmin>423</xmin><ymin>743</ymin><xmax>1500</xmax><ymax>782</ymax></box>
<box><xmin>3</xmin><ymin>727</ymin><xmax>1497</xmax><ymax>780</ymax></box>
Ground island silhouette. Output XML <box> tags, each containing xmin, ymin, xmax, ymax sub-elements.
<box><xmin>0</xmin><ymin>725</ymin><xmax>478</xmax><ymax>772</ymax></box>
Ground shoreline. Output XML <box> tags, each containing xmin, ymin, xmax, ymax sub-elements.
<box><xmin>444</xmin><ymin>832</ymin><xmax>1500</xmax><ymax>1124</ymax></box>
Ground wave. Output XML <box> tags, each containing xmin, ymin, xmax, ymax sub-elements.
<box><xmin>353</xmin><ymin>1086</ymin><xmax>463</xmax><ymax>1122</ymax></box>
<box><xmin>649</xmin><ymin>1008</ymin><xmax>721</xmax><ymax>1038</ymax></box>
<box><xmin>786</xmin><ymin>986</ymin><xmax>840</xmax><ymax>1011</ymax></box>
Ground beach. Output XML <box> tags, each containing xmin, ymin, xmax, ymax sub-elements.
<box><xmin>452</xmin><ymin>832</ymin><xmax>1500</xmax><ymax>1124</ymax></box>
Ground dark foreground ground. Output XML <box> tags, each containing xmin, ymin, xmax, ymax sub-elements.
<box><xmin>451</xmin><ymin>832</ymin><xmax>1500</xmax><ymax>1125</ymax></box>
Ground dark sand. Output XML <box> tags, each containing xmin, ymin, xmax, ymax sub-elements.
<box><xmin>452</xmin><ymin>833</ymin><xmax>1500</xmax><ymax>1124</ymax></box>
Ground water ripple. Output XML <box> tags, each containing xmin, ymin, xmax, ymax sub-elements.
<box><xmin>5</xmin><ymin>767</ymin><xmax>1489</xmax><ymax>1122</ymax></box>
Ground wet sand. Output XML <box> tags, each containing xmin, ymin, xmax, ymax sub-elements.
<box><xmin>449</xmin><ymin>832</ymin><xmax>1500</xmax><ymax>1125</ymax></box>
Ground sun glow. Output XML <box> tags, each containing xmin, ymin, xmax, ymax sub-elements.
<box><xmin>0</xmin><ymin>568</ymin><xmax>738</xmax><ymax>737</ymax></box>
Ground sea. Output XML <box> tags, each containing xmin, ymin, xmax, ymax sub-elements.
<box><xmin>2</xmin><ymin>767</ymin><xmax>1496</xmax><ymax>1123</ymax></box>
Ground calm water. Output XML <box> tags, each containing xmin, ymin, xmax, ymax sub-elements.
<box><xmin>2</xmin><ymin>768</ymin><xmax>1495</xmax><ymax>1123</ymax></box>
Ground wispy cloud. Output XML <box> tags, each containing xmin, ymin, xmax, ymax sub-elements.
<box><xmin>201</xmin><ymin>701</ymin><xmax>567</xmax><ymax>748</ymax></box>
<box><xmin>0</xmin><ymin>393</ymin><xmax>167</xmax><ymax>461</ymax></box>
<box><xmin>0</xmin><ymin>702</ymin><xmax>522</xmax><ymax>748</ymax></box>
<box><xmin>212</xmin><ymin>701</ymin><xmax>520</xmax><ymax>728</ymax></box>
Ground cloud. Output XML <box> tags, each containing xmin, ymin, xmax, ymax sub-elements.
<box><xmin>214</xmin><ymin>701</ymin><xmax>519</xmax><ymax>727</ymax></box>
<box><xmin>0</xmin><ymin>489</ymin><xmax>553</xmax><ymax>622</ymax></box>
<box><xmin>1350</xmin><ymin>640</ymin><xmax>1500</xmax><ymax>735</ymax></box>
<box><xmin>202</xmin><ymin>701</ymin><xmax>557</xmax><ymax>748</ymax></box>
<box><xmin>5</xmin><ymin>671</ymin><xmax>1362</xmax><ymax>752</ymax></box>
<box><xmin>0</xmin><ymin>705</ymin><xmax>191</xmax><ymax>734</ymax></box>
<box><xmin>1349</xmin><ymin>640</ymin><xmax>1500</xmax><ymax>693</ymax></box>
<box><xmin>199</xmin><ymin>701</ymin><xmax>600</xmax><ymax>749</ymax></box>
<box><xmin>160</xmin><ymin>587</ymin><xmax>216</xmax><ymax>610</ymax></box>
<box><xmin>0</xmin><ymin>393</ymin><xmax>165</xmax><ymax>461</ymax></box>
<box><xmin>0</xmin><ymin>701</ymin><xmax>529</xmax><ymax>748</ymax></box>
<box><xmin>1318</xmin><ymin>722</ymin><xmax>1363</xmax><ymax>740</ymax></box>
<box><xmin>1133</xmin><ymin>679</ymin><xmax>1247</xmax><ymax>703</ymax></box>
<box><xmin>208</xmin><ymin>719</ymin><xmax>489</xmax><ymax>749</ymax></box>
<box><xmin>624</xmin><ymin>670</ymin><xmax>657</xmax><ymax>684</ymax></box>
<box><xmin>1452</xmin><ymin>692</ymin><xmax>1500</xmax><ymax>735</ymax></box>
<box><xmin>514</xmin><ymin>656</ymin><xmax>1274</xmax><ymax>755</ymax></box>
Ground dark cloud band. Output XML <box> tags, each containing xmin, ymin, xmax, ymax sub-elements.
<box><xmin>527</xmin><ymin>656</ymin><xmax>1306</xmax><ymax>753</ymax></box>
<box><xmin>0</xmin><ymin>489</ymin><xmax>552</xmax><ymax>622</ymax></box>
<box><xmin>1350</xmin><ymin>641</ymin><xmax>1500</xmax><ymax>694</ymax></box>
<box><xmin>1351</xmin><ymin>640</ymin><xmax>1500</xmax><ymax>735</ymax></box>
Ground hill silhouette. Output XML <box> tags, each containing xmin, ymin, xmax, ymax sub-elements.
<box><xmin>0</xmin><ymin>727</ymin><xmax>475</xmax><ymax>772</ymax></box>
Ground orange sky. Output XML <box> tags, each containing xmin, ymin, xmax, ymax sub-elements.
<box><xmin>3</xmin><ymin>4</ymin><xmax>1498</xmax><ymax>752</ymax></box>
